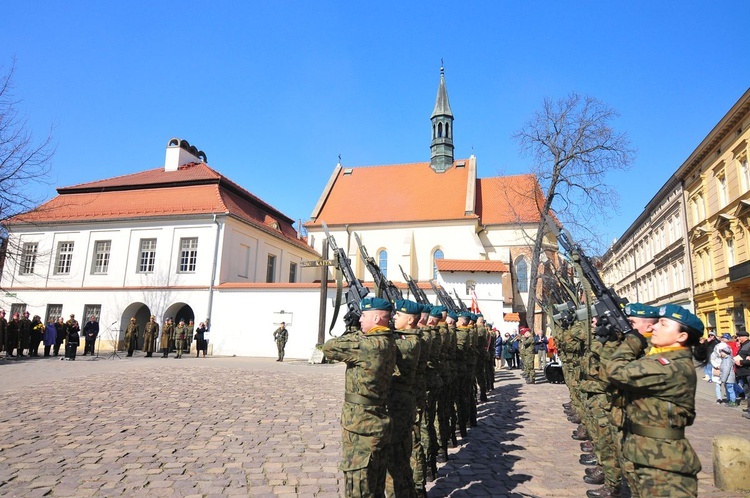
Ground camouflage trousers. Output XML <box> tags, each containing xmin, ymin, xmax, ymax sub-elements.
<box><xmin>621</xmin><ymin>460</ymin><xmax>697</xmax><ymax>498</ymax></box>
<box><xmin>341</xmin><ymin>431</ymin><xmax>388</xmax><ymax>498</ymax></box>
<box><xmin>522</xmin><ymin>354</ymin><xmax>535</xmax><ymax>383</ymax></box>
<box><xmin>466</xmin><ymin>363</ymin><xmax>478</xmax><ymax>426</ymax></box>
<box><xmin>411</xmin><ymin>405</ymin><xmax>426</xmax><ymax>493</ymax></box>
<box><xmin>455</xmin><ymin>369</ymin><xmax>471</xmax><ymax>435</ymax></box>
<box><xmin>475</xmin><ymin>359</ymin><xmax>487</xmax><ymax>400</ymax></box>
<box><xmin>437</xmin><ymin>375</ymin><xmax>455</xmax><ymax>450</ymax></box>
<box><xmin>422</xmin><ymin>386</ymin><xmax>439</xmax><ymax>466</ymax></box>
<box><xmin>385</xmin><ymin>392</ymin><xmax>416</xmax><ymax>498</ymax></box>
<box><xmin>485</xmin><ymin>356</ymin><xmax>495</xmax><ymax>391</ymax></box>
<box><xmin>584</xmin><ymin>392</ymin><xmax>621</xmax><ymax>489</ymax></box>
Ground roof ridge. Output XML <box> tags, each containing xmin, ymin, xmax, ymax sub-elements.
<box><xmin>342</xmin><ymin>159</ymin><xmax>472</xmax><ymax>170</ymax></box>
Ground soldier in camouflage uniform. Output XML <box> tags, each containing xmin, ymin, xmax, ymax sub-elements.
<box><xmin>143</xmin><ymin>315</ymin><xmax>159</xmax><ymax>357</ymax></box>
<box><xmin>411</xmin><ymin>305</ymin><xmax>432</xmax><ymax>496</ymax></box>
<box><xmin>419</xmin><ymin>305</ymin><xmax>442</xmax><ymax>481</ymax></box>
<box><xmin>603</xmin><ymin>304</ymin><xmax>702</xmax><ymax>498</ymax></box>
<box><xmin>384</xmin><ymin>300</ymin><xmax>421</xmax><ymax>498</ymax></box>
<box><xmin>454</xmin><ymin>311</ymin><xmax>473</xmax><ymax>437</ymax></box>
<box><xmin>475</xmin><ymin>314</ymin><xmax>489</xmax><ymax>401</ymax></box>
<box><xmin>322</xmin><ymin>297</ymin><xmax>397</xmax><ymax>498</ymax></box>
<box><xmin>521</xmin><ymin>328</ymin><xmax>536</xmax><ymax>384</ymax></box>
<box><xmin>435</xmin><ymin>306</ymin><xmax>456</xmax><ymax>464</ymax></box>
<box><xmin>467</xmin><ymin>313</ymin><xmax>479</xmax><ymax>427</ymax></box>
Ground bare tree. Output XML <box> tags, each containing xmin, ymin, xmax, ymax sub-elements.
<box><xmin>0</xmin><ymin>59</ymin><xmax>54</xmax><ymax>270</ymax></box>
<box><xmin>513</xmin><ymin>93</ymin><xmax>635</xmax><ymax>333</ymax></box>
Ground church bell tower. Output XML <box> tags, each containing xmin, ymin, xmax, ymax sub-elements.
<box><xmin>430</xmin><ymin>64</ymin><xmax>455</xmax><ymax>173</ymax></box>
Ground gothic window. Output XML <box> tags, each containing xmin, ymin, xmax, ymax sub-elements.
<box><xmin>446</xmin><ymin>123</ymin><xmax>451</xmax><ymax>138</ymax></box>
<box><xmin>432</xmin><ymin>124</ymin><xmax>436</xmax><ymax>139</ymax></box>
<box><xmin>378</xmin><ymin>250</ymin><xmax>388</xmax><ymax>279</ymax></box>
<box><xmin>432</xmin><ymin>249</ymin><xmax>444</xmax><ymax>279</ymax></box>
<box><xmin>516</xmin><ymin>258</ymin><xmax>528</xmax><ymax>293</ymax></box>
<box><xmin>438</xmin><ymin>122</ymin><xmax>443</xmax><ymax>138</ymax></box>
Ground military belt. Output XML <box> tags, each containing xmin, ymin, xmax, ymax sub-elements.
<box><xmin>345</xmin><ymin>393</ymin><xmax>385</xmax><ymax>406</ymax></box>
<box><xmin>628</xmin><ymin>422</ymin><xmax>684</xmax><ymax>440</ymax></box>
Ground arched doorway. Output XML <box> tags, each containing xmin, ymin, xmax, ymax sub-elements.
<box><xmin>163</xmin><ymin>302</ymin><xmax>195</xmax><ymax>325</ymax></box>
<box><xmin>119</xmin><ymin>302</ymin><xmax>153</xmax><ymax>350</ymax></box>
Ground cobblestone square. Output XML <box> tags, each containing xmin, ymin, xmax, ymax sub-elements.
<box><xmin>0</xmin><ymin>355</ymin><xmax>747</xmax><ymax>497</ymax></box>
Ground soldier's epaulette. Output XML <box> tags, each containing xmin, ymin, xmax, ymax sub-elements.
<box><xmin>655</xmin><ymin>357</ymin><xmax>670</xmax><ymax>365</ymax></box>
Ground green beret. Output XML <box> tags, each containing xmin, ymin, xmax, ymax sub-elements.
<box><xmin>624</xmin><ymin>303</ymin><xmax>659</xmax><ymax>318</ymax></box>
<box><xmin>395</xmin><ymin>299</ymin><xmax>421</xmax><ymax>315</ymax></box>
<box><xmin>362</xmin><ymin>297</ymin><xmax>393</xmax><ymax>312</ymax></box>
<box><xmin>447</xmin><ymin>311</ymin><xmax>458</xmax><ymax>321</ymax></box>
<box><xmin>469</xmin><ymin>313</ymin><xmax>478</xmax><ymax>322</ymax></box>
<box><xmin>658</xmin><ymin>304</ymin><xmax>704</xmax><ymax>335</ymax></box>
<box><xmin>459</xmin><ymin>311</ymin><xmax>472</xmax><ymax>319</ymax></box>
<box><xmin>476</xmin><ymin>313</ymin><xmax>484</xmax><ymax>318</ymax></box>
<box><xmin>420</xmin><ymin>303</ymin><xmax>432</xmax><ymax>314</ymax></box>
<box><xmin>430</xmin><ymin>305</ymin><xmax>445</xmax><ymax>317</ymax></box>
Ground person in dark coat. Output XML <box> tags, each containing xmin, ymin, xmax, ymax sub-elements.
<box><xmin>82</xmin><ymin>316</ymin><xmax>99</xmax><ymax>356</ymax></box>
<box><xmin>6</xmin><ymin>312</ymin><xmax>20</xmax><ymax>357</ymax></box>
<box><xmin>19</xmin><ymin>311</ymin><xmax>32</xmax><ymax>356</ymax></box>
<box><xmin>43</xmin><ymin>317</ymin><xmax>57</xmax><ymax>357</ymax></box>
<box><xmin>194</xmin><ymin>322</ymin><xmax>208</xmax><ymax>358</ymax></box>
<box><xmin>65</xmin><ymin>315</ymin><xmax>81</xmax><ymax>358</ymax></box>
<box><xmin>53</xmin><ymin>317</ymin><xmax>66</xmax><ymax>356</ymax></box>
<box><xmin>0</xmin><ymin>309</ymin><xmax>6</xmax><ymax>355</ymax></box>
<box><xmin>29</xmin><ymin>315</ymin><xmax>44</xmax><ymax>357</ymax></box>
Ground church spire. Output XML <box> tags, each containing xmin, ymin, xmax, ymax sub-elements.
<box><xmin>430</xmin><ymin>62</ymin><xmax>455</xmax><ymax>173</ymax></box>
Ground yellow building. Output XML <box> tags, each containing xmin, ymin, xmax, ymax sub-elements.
<box><xmin>682</xmin><ymin>88</ymin><xmax>750</xmax><ymax>335</ymax></box>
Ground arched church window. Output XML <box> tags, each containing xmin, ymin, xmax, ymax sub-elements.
<box><xmin>516</xmin><ymin>258</ymin><xmax>528</xmax><ymax>293</ymax></box>
<box><xmin>446</xmin><ymin>123</ymin><xmax>451</xmax><ymax>138</ymax></box>
<box><xmin>433</xmin><ymin>124</ymin><xmax>436</xmax><ymax>139</ymax></box>
<box><xmin>433</xmin><ymin>249</ymin><xmax>444</xmax><ymax>279</ymax></box>
<box><xmin>378</xmin><ymin>250</ymin><xmax>388</xmax><ymax>279</ymax></box>
<box><xmin>438</xmin><ymin>122</ymin><xmax>443</xmax><ymax>138</ymax></box>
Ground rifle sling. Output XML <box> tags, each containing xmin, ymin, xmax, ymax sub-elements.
<box><xmin>329</xmin><ymin>267</ymin><xmax>344</xmax><ymax>335</ymax></box>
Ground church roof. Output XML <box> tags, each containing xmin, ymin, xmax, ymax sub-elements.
<box><xmin>306</xmin><ymin>159</ymin><xmax>543</xmax><ymax>228</ymax></box>
<box><xmin>7</xmin><ymin>162</ymin><xmax>318</xmax><ymax>256</ymax></box>
<box><xmin>436</xmin><ymin>259</ymin><xmax>509</xmax><ymax>273</ymax></box>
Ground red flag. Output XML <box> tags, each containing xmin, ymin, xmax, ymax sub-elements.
<box><xmin>471</xmin><ymin>290</ymin><xmax>481</xmax><ymax>314</ymax></box>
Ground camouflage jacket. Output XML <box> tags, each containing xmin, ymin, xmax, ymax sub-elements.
<box><xmin>322</xmin><ymin>326</ymin><xmax>396</xmax><ymax>437</ymax></box>
<box><xmin>273</xmin><ymin>327</ymin><xmax>288</xmax><ymax>344</ymax></box>
<box><xmin>604</xmin><ymin>334</ymin><xmax>701</xmax><ymax>474</ymax></box>
<box><xmin>413</xmin><ymin>327</ymin><xmax>430</xmax><ymax>406</ymax></box>
<box><xmin>455</xmin><ymin>326</ymin><xmax>472</xmax><ymax>372</ymax></box>
<box><xmin>421</xmin><ymin>325</ymin><xmax>442</xmax><ymax>391</ymax></box>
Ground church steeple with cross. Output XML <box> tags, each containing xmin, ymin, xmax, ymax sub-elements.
<box><xmin>430</xmin><ymin>62</ymin><xmax>455</xmax><ymax>173</ymax></box>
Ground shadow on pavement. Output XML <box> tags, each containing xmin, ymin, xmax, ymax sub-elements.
<box><xmin>428</xmin><ymin>368</ymin><xmax>534</xmax><ymax>497</ymax></box>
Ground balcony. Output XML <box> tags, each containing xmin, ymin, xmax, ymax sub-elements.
<box><xmin>729</xmin><ymin>260</ymin><xmax>750</xmax><ymax>283</ymax></box>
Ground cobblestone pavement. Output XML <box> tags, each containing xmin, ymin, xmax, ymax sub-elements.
<box><xmin>0</xmin><ymin>354</ymin><xmax>748</xmax><ymax>497</ymax></box>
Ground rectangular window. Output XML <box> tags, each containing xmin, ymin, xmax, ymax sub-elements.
<box><xmin>138</xmin><ymin>239</ymin><xmax>157</xmax><ymax>273</ymax></box>
<box><xmin>705</xmin><ymin>311</ymin><xmax>717</xmax><ymax>334</ymax></box>
<box><xmin>727</xmin><ymin>238</ymin><xmax>735</xmax><ymax>267</ymax></box>
<box><xmin>742</xmin><ymin>159</ymin><xmax>750</xmax><ymax>192</ymax></box>
<box><xmin>54</xmin><ymin>241</ymin><xmax>75</xmax><ymax>275</ymax></box>
<box><xmin>92</xmin><ymin>240</ymin><xmax>111</xmax><ymax>274</ymax></box>
<box><xmin>10</xmin><ymin>303</ymin><xmax>27</xmax><ymax>317</ymax></box>
<box><xmin>266</xmin><ymin>254</ymin><xmax>276</xmax><ymax>283</ymax></box>
<box><xmin>178</xmin><ymin>238</ymin><xmax>198</xmax><ymax>273</ymax></box>
<box><xmin>20</xmin><ymin>242</ymin><xmax>38</xmax><ymax>275</ymax></box>
<box><xmin>83</xmin><ymin>304</ymin><xmax>101</xmax><ymax>322</ymax></box>
<box><xmin>289</xmin><ymin>262</ymin><xmax>297</xmax><ymax>283</ymax></box>
<box><xmin>46</xmin><ymin>304</ymin><xmax>63</xmax><ymax>323</ymax></box>
<box><xmin>718</xmin><ymin>174</ymin><xmax>728</xmax><ymax>207</ymax></box>
<box><xmin>238</xmin><ymin>244</ymin><xmax>250</xmax><ymax>278</ymax></box>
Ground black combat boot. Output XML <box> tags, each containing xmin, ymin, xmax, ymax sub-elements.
<box><xmin>585</xmin><ymin>465</ymin><xmax>602</xmax><ymax>476</ymax></box>
<box><xmin>579</xmin><ymin>453</ymin><xmax>598</xmax><ymax>466</ymax></box>
<box><xmin>581</xmin><ymin>441</ymin><xmax>595</xmax><ymax>453</ymax></box>
<box><xmin>583</xmin><ymin>467</ymin><xmax>605</xmax><ymax>484</ymax></box>
<box><xmin>586</xmin><ymin>485</ymin><xmax>621</xmax><ymax>498</ymax></box>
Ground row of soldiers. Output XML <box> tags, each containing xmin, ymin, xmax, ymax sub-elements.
<box><xmin>554</xmin><ymin>300</ymin><xmax>703</xmax><ymax>498</ymax></box>
<box><xmin>322</xmin><ymin>297</ymin><xmax>496</xmax><ymax>498</ymax></box>
<box><xmin>124</xmin><ymin>316</ymin><xmax>207</xmax><ymax>358</ymax></box>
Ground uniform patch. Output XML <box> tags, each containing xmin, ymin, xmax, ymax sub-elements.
<box><xmin>656</xmin><ymin>357</ymin><xmax>670</xmax><ymax>365</ymax></box>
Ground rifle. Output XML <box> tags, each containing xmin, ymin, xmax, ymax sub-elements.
<box><xmin>399</xmin><ymin>265</ymin><xmax>430</xmax><ymax>305</ymax></box>
<box><xmin>429</xmin><ymin>279</ymin><xmax>458</xmax><ymax>312</ymax></box>
<box><xmin>544</xmin><ymin>215</ymin><xmax>632</xmax><ymax>337</ymax></box>
<box><xmin>322</xmin><ymin>222</ymin><xmax>370</xmax><ymax>333</ymax></box>
<box><xmin>353</xmin><ymin>232</ymin><xmax>403</xmax><ymax>303</ymax></box>
<box><xmin>453</xmin><ymin>290</ymin><xmax>469</xmax><ymax>312</ymax></box>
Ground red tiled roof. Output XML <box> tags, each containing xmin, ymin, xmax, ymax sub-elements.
<box><xmin>436</xmin><ymin>259</ymin><xmax>509</xmax><ymax>273</ymax></box>
<box><xmin>7</xmin><ymin>163</ymin><xmax>318</xmax><ymax>256</ymax></box>
<box><xmin>476</xmin><ymin>174</ymin><xmax>543</xmax><ymax>225</ymax></box>
<box><xmin>503</xmin><ymin>312</ymin><xmax>521</xmax><ymax>322</ymax></box>
<box><xmin>307</xmin><ymin>160</ymin><xmax>476</xmax><ymax>226</ymax></box>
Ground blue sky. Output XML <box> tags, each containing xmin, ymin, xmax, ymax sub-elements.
<box><xmin>2</xmin><ymin>1</ymin><xmax>749</xmax><ymax>248</ymax></box>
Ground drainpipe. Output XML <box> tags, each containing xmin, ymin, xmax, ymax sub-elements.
<box><xmin>206</xmin><ymin>214</ymin><xmax>222</xmax><ymax>329</ymax></box>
